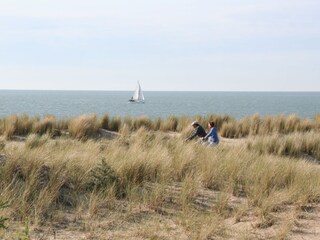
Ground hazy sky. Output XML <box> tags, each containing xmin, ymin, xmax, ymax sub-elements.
<box><xmin>1</xmin><ymin>0</ymin><xmax>319</xmax><ymax>91</ymax></box>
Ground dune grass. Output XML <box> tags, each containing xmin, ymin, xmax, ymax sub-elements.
<box><xmin>1</xmin><ymin>113</ymin><xmax>319</xmax><ymax>141</ymax></box>
<box><xmin>220</xmin><ymin>114</ymin><xmax>316</xmax><ymax>138</ymax></box>
<box><xmin>68</xmin><ymin>114</ymin><xmax>99</xmax><ymax>140</ymax></box>
<box><xmin>0</xmin><ymin>113</ymin><xmax>320</xmax><ymax>239</ymax></box>
<box><xmin>0</xmin><ymin>124</ymin><xmax>320</xmax><ymax>239</ymax></box>
<box><xmin>247</xmin><ymin>131</ymin><xmax>320</xmax><ymax>161</ymax></box>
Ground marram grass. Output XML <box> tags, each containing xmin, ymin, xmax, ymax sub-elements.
<box><xmin>0</xmin><ymin>114</ymin><xmax>320</xmax><ymax>239</ymax></box>
<box><xmin>247</xmin><ymin>131</ymin><xmax>320</xmax><ymax>161</ymax></box>
<box><xmin>1</xmin><ymin>113</ymin><xmax>319</xmax><ymax>140</ymax></box>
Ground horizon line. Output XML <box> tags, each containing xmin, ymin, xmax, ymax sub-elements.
<box><xmin>1</xmin><ymin>89</ymin><xmax>320</xmax><ymax>93</ymax></box>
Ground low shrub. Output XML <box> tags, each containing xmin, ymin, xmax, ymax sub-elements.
<box><xmin>0</xmin><ymin>201</ymin><xmax>9</xmax><ymax>229</ymax></box>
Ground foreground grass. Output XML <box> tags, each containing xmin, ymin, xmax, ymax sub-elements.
<box><xmin>0</xmin><ymin>127</ymin><xmax>320</xmax><ymax>239</ymax></box>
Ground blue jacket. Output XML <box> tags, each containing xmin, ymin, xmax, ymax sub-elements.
<box><xmin>204</xmin><ymin>127</ymin><xmax>219</xmax><ymax>144</ymax></box>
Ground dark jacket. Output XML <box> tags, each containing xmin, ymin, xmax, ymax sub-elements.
<box><xmin>187</xmin><ymin>125</ymin><xmax>207</xmax><ymax>141</ymax></box>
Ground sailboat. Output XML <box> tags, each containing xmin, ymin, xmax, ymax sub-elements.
<box><xmin>128</xmin><ymin>81</ymin><xmax>145</xmax><ymax>103</ymax></box>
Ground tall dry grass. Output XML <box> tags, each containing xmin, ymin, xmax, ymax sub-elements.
<box><xmin>68</xmin><ymin>115</ymin><xmax>99</xmax><ymax>140</ymax></box>
<box><xmin>0</xmin><ymin>129</ymin><xmax>319</xmax><ymax>228</ymax></box>
<box><xmin>247</xmin><ymin>131</ymin><xmax>320</xmax><ymax>161</ymax></box>
<box><xmin>0</xmin><ymin>115</ymin><xmax>34</xmax><ymax>139</ymax></box>
<box><xmin>100</xmin><ymin>114</ymin><xmax>110</xmax><ymax>130</ymax></box>
<box><xmin>119</xmin><ymin>115</ymin><xmax>155</xmax><ymax>131</ymax></box>
<box><xmin>108</xmin><ymin>116</ymin><xmax>122</xmax><ymax>132</ymax></box>
<box><xmin>159</xmin><ymin>116</ymin><xmax>179</xmax><ymax>132</ymax></box>
<box><xmin>1</xmin><ymin>114</ymin><xmax>319</xmax><ymax>239</ymax></box>
<box><xmin>32</xmin><ymin>115</ymin><xmax>57</xmax><ymax>135</ymax></box>
<box><xmin>220</xmin><ymin>114</ymin><xmax>318</xmax><ymax>138</ymax></box>
<box><xmin>1</xmin><ymin>113</ymin><xmax>319</xmax><ymax>140</ymax></box>
<box><xmin>315</xmin><ymin>114</ymin><xmax>320</xmax><ymax>130</ymax></box>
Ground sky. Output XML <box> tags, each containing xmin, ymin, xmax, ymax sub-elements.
<box><xmin>0</xmin><ymin>0</ymin><xmax>319</xmax><ymax>91</ymax></box>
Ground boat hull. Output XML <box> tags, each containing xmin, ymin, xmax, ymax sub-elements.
<box><xmin>128</xmin><ymin>101</ymin><xmax>144</xmax><ymax>104</ymax></box>
<box><xmin>128</xmin><ymin>100</ymin><xmax>145</xmax><ymax>104</ymax></box>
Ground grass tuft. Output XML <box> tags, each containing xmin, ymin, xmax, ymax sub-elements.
<box><xmin>68</xmin><ymin>115</ymin><xmax>99</xmax><ymax>140</ymax></box>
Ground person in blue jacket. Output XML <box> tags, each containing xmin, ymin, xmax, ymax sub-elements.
<box><xmin>202</xmin><ymin>121</ymin><xmax>219</xmax><ymax>145</ymax></box>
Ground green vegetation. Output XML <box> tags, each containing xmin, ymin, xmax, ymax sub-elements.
<box><xmin>0</xmin><ymin>201</ymin><xmax>9</xmax><ymax>229</ymax></box>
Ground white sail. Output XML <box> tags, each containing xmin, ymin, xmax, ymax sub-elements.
<box><xmin>130</xmin><ymin>81</ymin><xmax>145</xmax><ymax>103</ymax></box>
<box><xmin>132</xmin><ymin>84</ymin><xmax>139</xmax><ymax>100</ymax></box>
<box><xmin>138</xmin><ymin>82</ymin><xmax>145</xmax><ymax>101</ymax></box>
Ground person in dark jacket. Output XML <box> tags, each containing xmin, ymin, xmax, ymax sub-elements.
<box><xmin>186</xmin><ymin>121</ymin><xmax>207</xmax><ymax>141</ymax></box>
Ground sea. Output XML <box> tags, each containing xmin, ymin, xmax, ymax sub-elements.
<box><xmin>0</xmin><ymin>90</ymin><xmax>319</xmax><ymax>119</ymax></box>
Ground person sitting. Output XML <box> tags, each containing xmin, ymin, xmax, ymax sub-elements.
<box><xmin>186</xmin><ymin>121</ymin><xmax>207</xmax><ymax>141</ymax></box>
<box><xmin>202</xmin><ymin>121</ymin><xmax>219</xmax><ymax>145</ymax></box>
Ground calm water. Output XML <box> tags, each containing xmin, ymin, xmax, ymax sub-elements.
<box><xmin>0</xmin><ymin>91</ymin><xmax>319</xmax><ymax>119</ymax></box>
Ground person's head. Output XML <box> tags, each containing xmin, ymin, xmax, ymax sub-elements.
<box><xmin>191</xmin><ymin>121</ymin><xmax>199</xmax><ymax>128</ymax></box>
<box><xmin>208</xmin><ymin>121</ymin><xmax>215</xmax><ymax>128</ymax></box>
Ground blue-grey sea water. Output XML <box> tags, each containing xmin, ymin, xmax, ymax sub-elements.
<box><xmin>0</xmin><ymin>91</ymin><xmax>319</xmax><ymax>119</ymax></box>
